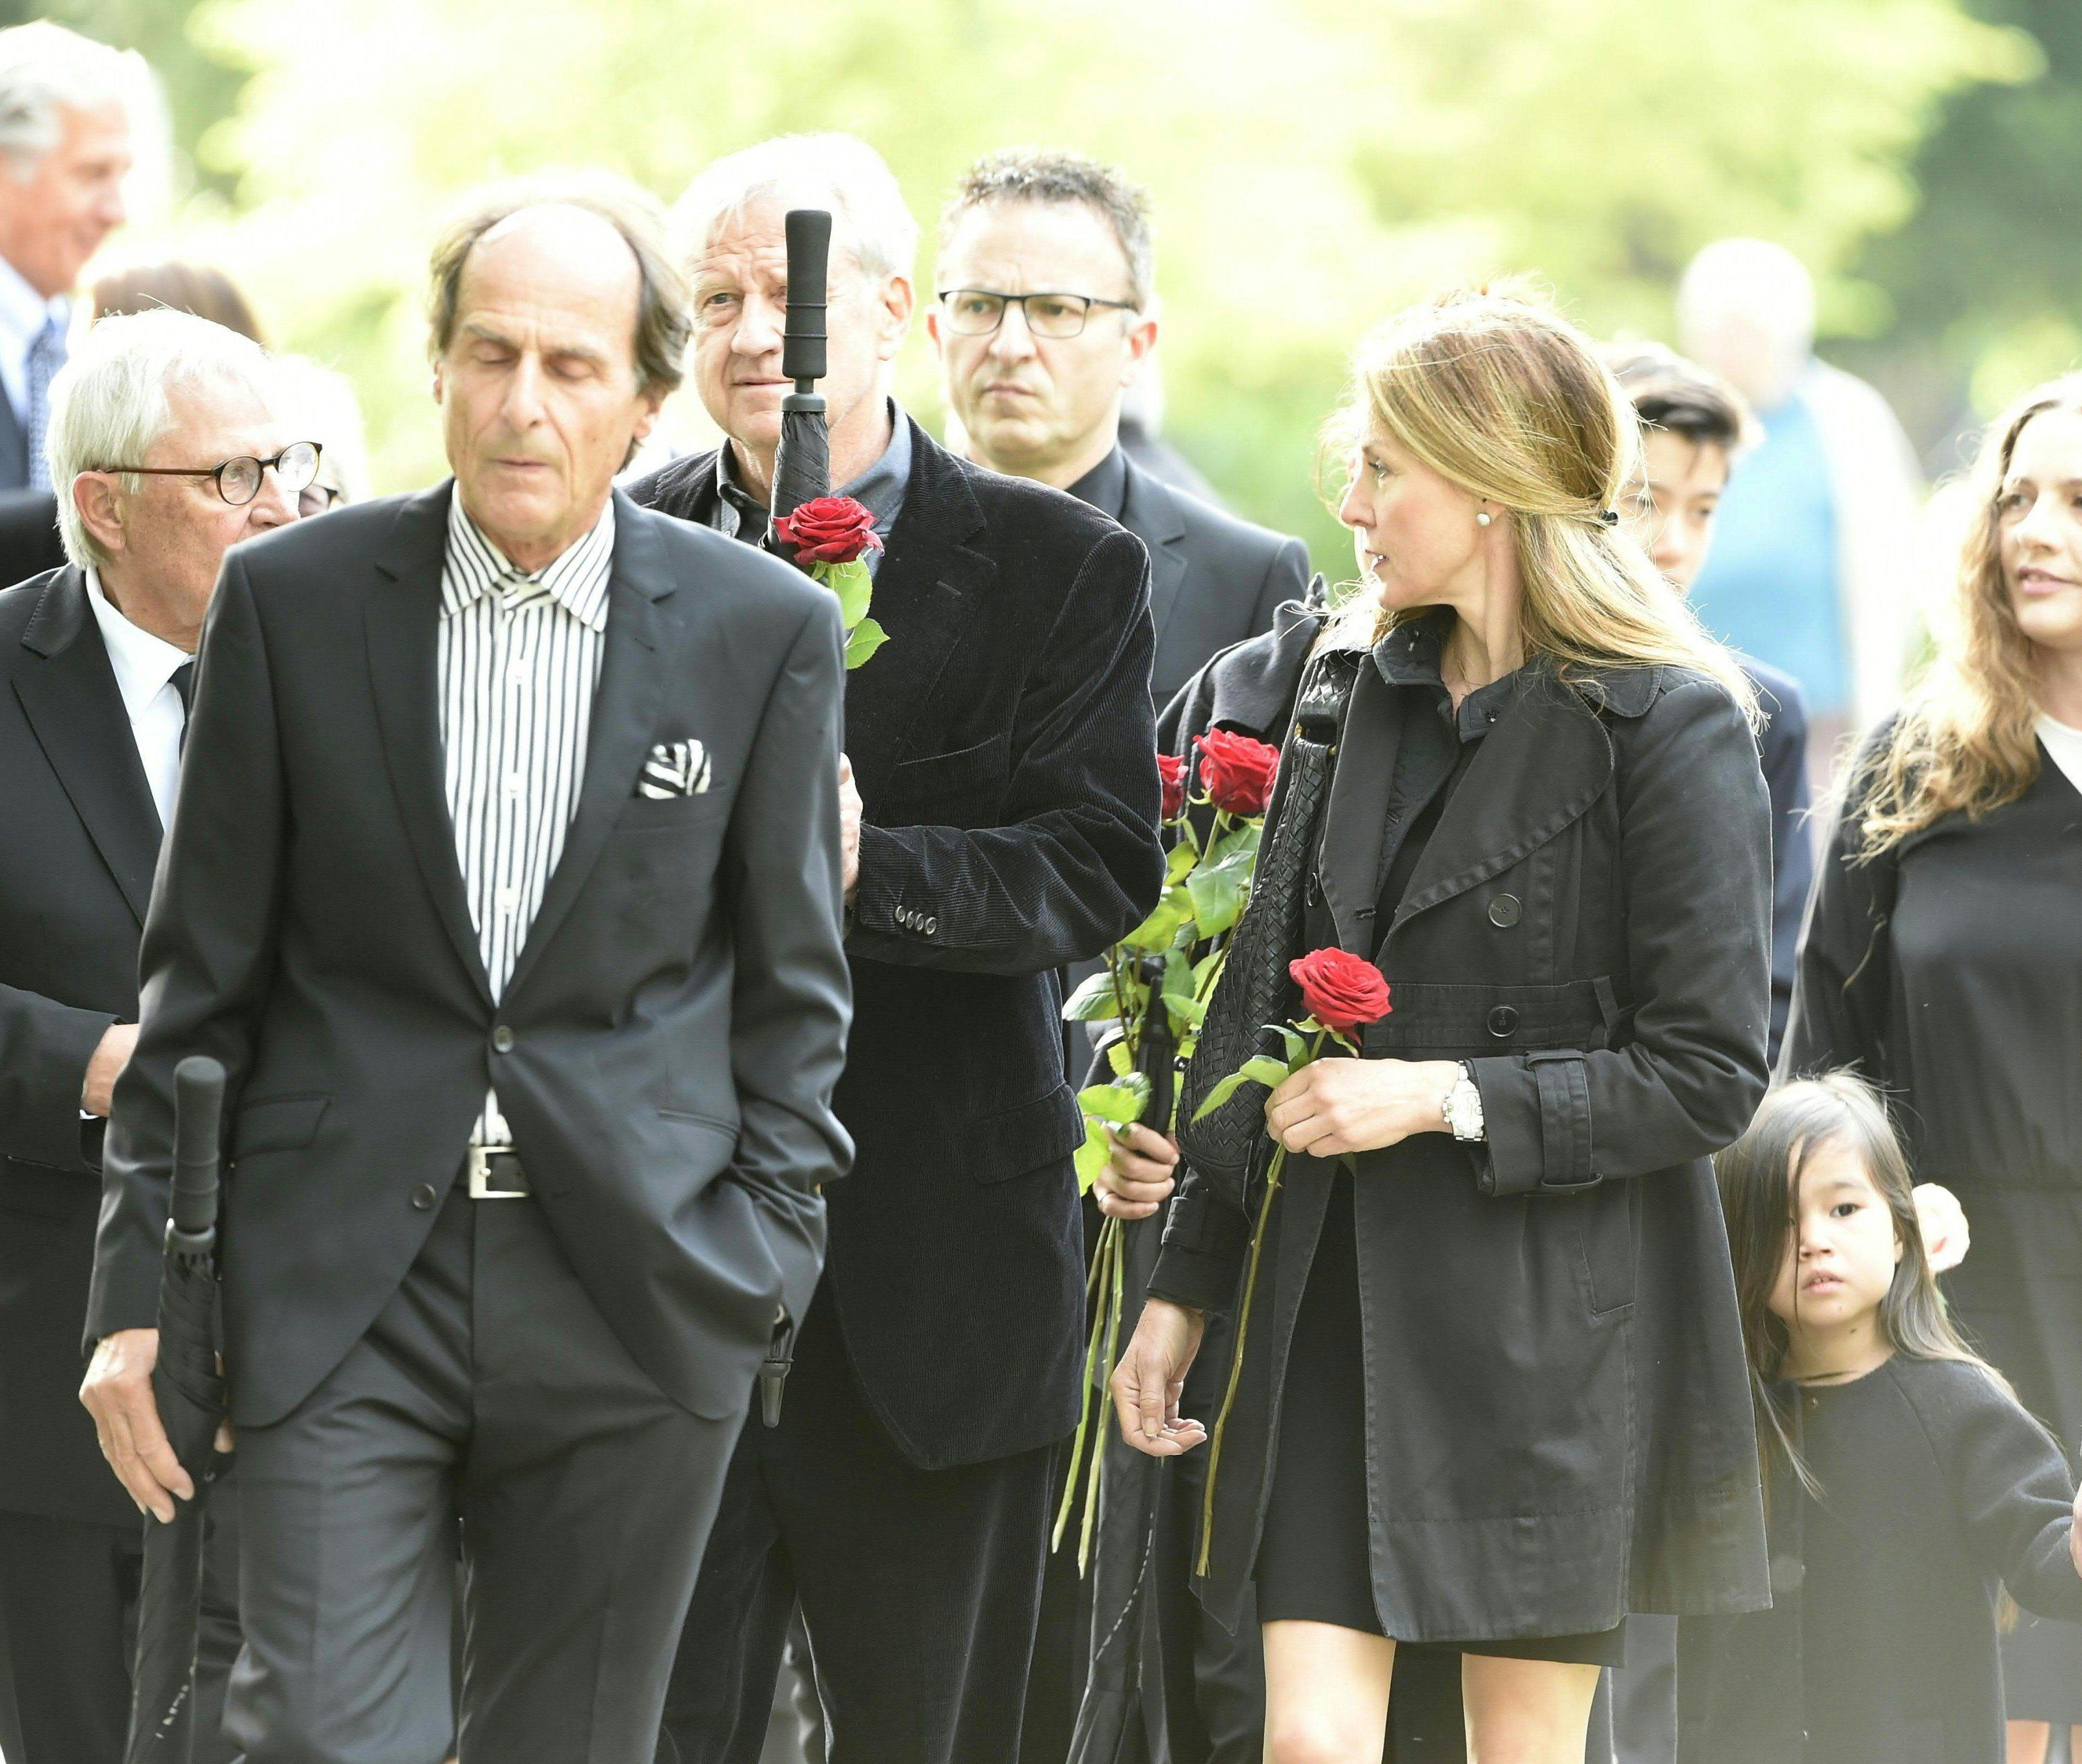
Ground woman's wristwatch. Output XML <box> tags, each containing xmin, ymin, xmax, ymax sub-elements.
<box><xmin>1441</xmin><ymin>1062</ymin><xmax>1486</xmax><ymax>1142</ymax></box>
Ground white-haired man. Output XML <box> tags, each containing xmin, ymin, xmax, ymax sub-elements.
<box><xmin>1677</xmin><ymin>237</ymin><xmax>1923</xmax><ymax>760</ymax></box>
<box><xmin>633</xmin><ymin>134</ymin><xmax>1163</xmax><ymax>1764</ymax></box>
<box><xmin>0</xmin><ymin>23</ymin><xmax>135</xmax><ymax>492</ymax></box>
<box><xmin>0</xmin><ymin>308</ymin><xmax>310</xmax><ymax>1764</ymax></box>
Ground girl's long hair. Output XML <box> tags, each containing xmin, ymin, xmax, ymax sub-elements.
<box><xmin>1851</xmin><ymin>375</ymin><xmax>2076</xmax><ymax>858</ymax></box>
<box><xmin>1716</xmin><ymin>1074</ymin><xmax>2010</xmax><ymax>1493</ymax></box>
<box><xmin>1325</xmin><ymin>284</ymin><xmax>1756</xmax><ymax>723</ymax></box>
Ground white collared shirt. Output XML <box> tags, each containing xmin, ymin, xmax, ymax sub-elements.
<box><xmin>84</xmin><ymin>567</ymin><xmax>189</xmax><ymax>826</ymax></box>
<box><xmin>2038</xmin><ymin>713</ymin><xmax>2082</xmax><ymax>795</ymax></box>
<box><xmin>437</xmin><ymin>486</ymin><xmax>616</xmax><ymax>1148</ymax></box>
<box><xmin>0</xmin><ymin>253</ymin><xmax>66</xmax><ymax>424</ymax></box>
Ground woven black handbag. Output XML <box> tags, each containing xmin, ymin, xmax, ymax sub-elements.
<box><xmin>1175</xmin><ymin>640</ymin><xmax>1363</xmax><ymax>1208</ymax></box>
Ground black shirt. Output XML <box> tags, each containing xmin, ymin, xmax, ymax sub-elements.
<box><xmin>1066</xmin><ymin>445</ymin><xmax>1131</xmax><ymax>523</ymax></box>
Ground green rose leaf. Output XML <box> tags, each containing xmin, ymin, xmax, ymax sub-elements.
<box><xmin>823</xmin><ymin>557</ymin><xmax>875</xmax><ymax>630</ymax></box>
<box><xmin>844</xmin><ymin>616</ymin><xmax>889</xmax><ymax>670</ymax></box>
<box><xmin>1206</xmin><ymin>820</ymin><xmax>1263</xmax><ymax>867</ymax></box>
<box><xmin>1163</xmin><ymin>948</ymin><xmax>1195</xmax><ymax>999</ymax></box>
<box><xmin>1163</xmin><ymin>993</ymin><xmax>1208</xmax><ymax>1036</ymax></box>
<box><xmin>1185</xmin><ymin>849</ymin><xmax>1253</xmax><ymax>938</ymax></box>
<box><xmin>1190</xmin><ymin>1053</ymin><xmax>1293</xmax><ymax>1120</ymax></box>
<box><xmin>1073</xmin><ymin>1119</ymin><xmax>1111</xmax><ymax>1195</ymax></box>
<box><xmin>1079</xmin><ymin>1073</ymin><xmax>1152</xmax><ymax>1126</ymax></box>
<box><xmin>1165</xmin><ymin>841</ymin><xmax>1200</xmax><ymax>885</ymax></box>
<box><xmin>1106</xmin><ymin>1039</ymin><xmax>1134</xmax><ymax>1078</ymax></box>
<box><xmin>1062</xmin><ymin>970</ymin><xmax>1133</xmax><ymax>1022</ymax></box>
<box><xmin>1121</xmin><ymin>886</ymin><xmax>1195</xmax><ymax>952</ymax></box>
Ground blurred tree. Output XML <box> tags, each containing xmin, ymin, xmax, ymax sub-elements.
<box><xmin>1848</xmin><ymin>0</ymin><xmax>2082</xmax><ymax>467</ymax></box>
<box><xmin>157</xmin><ymin>0</ymin><xmax>2018</xmax><ymax>571</ymax></box>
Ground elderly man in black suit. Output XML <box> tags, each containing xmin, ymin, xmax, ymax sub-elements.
<box><xmin>79</xmin><ymin>176</ymin><xmax>853</xmax><ymax>1764</ymax></box>
<box><xmin>0</xmin><ymin>308</ymin><xmax>312</xmax><ymax>1764</ymax></box>
<box><xmin>633</xmin><ymin>133</ymin><xmax>1163</xmax><ymax>1764</ymax></box>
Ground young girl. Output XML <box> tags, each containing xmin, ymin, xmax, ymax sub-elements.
<box><xmin>1680</xmin><ymin>1076</ymin><xmax>2082</xmax><ymax>1763</ymax></box>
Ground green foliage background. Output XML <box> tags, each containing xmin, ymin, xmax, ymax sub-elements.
<box><xmin>17</xmin><ymin>0</ymin><xmax>2077</xmax><ymax>571</ymax></box>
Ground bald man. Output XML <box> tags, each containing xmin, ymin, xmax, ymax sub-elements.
<box><xmin>81</xmin><ymin>177</ymin><xmax>852</xmax><ymax>1763</ymax></box>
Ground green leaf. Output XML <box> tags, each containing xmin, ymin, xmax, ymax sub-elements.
<box><xmin>1189</xmin><ymin>1054</ymin><xmax>1293</xmax><ymax>1120</ymax></box>
<box><xmin>1062</xmin><ymin>970</ymin><xmax>1133</xmax><ymax>1022</ymax></box>
<box><xmin>844</xmin><ymin>616</ymin><xmax>888</xmax><ymax>670</ymax></box>
<box><xmin>1078</xmin><ymin>1074</ymin><xmax>1152</xmax><ymax>1126</ymax></box>
<box><xmin>1269</xmin><ymin>1023</ymin><xmax>1310</xmax><ymax>1066</ymax></box>
<box><xmin>824</xmin><ymin>558</ymin><xmax>874</xmax><ymax>630</ymax></box>
<box><xmin>1106</xmin><ymin>1039</ymin><xmax>1134</xmax><ymax>1078</ymax></box>
<box><xmin>1206</xmin><ymin>821</ymin><xmax>1263</xmax><ymax>867</ymax></box>
<box><xmin>1162</xmin><ymin>948</ymin><xmax>1195</xmax><ymax>999</ymax></box>
<box><xmin>1185</xmin><ymin>849</ymin><xmax>1252</xmax><ymax>939</ymax></box>
<box><xmin>1165</xmin><ymin>840</ymin><xmax>1200</xmax><ymax>885</ymax></box>
<box><xmin>1073</xmin><ymin>1119</ymin><xmax>1112</xmax><ymax>1195</ymax></box>
<box><xmin>1163</xmin><ymin>993</ymin><xmax>1208</xmax><ymax>1036</ymax></box>
<box><xmin>1120</xmin><ymin>887</ymin><xmax>1194</xmax><ymax>952</ymax></box>
<box><xmin>1193</xmin><ymin>949</ymin><xmax>1228</xmax><ymax>993</ymax></box>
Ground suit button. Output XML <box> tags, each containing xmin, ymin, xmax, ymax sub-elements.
<box><xmin>924</xmin><ymin>917</ymin><xmax>938</xmax><ymax>936</ymax></box>
<box><xmin>1487</xmin><ymin>1005</ymin><xmax>1519</xmax><ymax>1038</ymax></box>
<box><xmin>491</xmin><ymin>1025</ymin><xmax>515</xmax><ymax>1053</ymax></box>
<box><xmin>1488</xmin><ymin>893</ymin><xmax>1521</xmax><ymax>928</ymax></box>
<box><xmin>410</xmin><ymin>1183</ymin><xmax>438</xmax><ymax>1211</ymax></box>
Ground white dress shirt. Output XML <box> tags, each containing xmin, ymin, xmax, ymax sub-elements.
<box><xmin>84</xmin><ymin>568</ymin><xmax>190</xmax><ymax>826</ymax></box>
<box><xmin>2038</xmin><ymin>712</ymin><xmax>2082</xmax><ymax>796</ymax></box>
<box><xmin>437</xmin><ymin>487</ymin><xmax>615</xmax><ymax>1149</ymax></box>
<box><xmin>0</xmin><ymin>252</ymin><xmax>66</xmax><ymax>425</ymax></box>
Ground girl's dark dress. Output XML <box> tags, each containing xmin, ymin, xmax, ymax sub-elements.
<box><xmin>1151</xmin><ymin>612</ymin><xmax>1774</xmax><ymax>1649</ymax></box>
<box><xmin>1677</xmin><ymin>1356</ymin><xmax>2082</xmax><ymax>1763</ymax></box>
<box><xmin>1784</xmin><ymin>738</ymin><xmax>2082</xmax><ymax>1715</ymax></box>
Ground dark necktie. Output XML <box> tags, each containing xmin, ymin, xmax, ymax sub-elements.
<box><xmin>25</xmin><ymin>316</ymin><xmax>61</xmax><ymax>491</ymax></box>
<box><xmin>171</xmin><ymin>660</ymin><xmax>195</xmax><ymax>750</ymax></box>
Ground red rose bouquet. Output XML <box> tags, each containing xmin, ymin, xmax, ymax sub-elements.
<box><xmin>773</xmin><ymin>495</ymin><xmax>887</xmax><ymax>669</ymax></box>
<box><xmin>1190</xmin><ymin>948</ymin><xmax>1392</xmax><ymax>1571</ymax></box>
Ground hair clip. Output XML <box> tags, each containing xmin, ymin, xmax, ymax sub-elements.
<box><xmin>1597</xmin><ymin>509</ymin><xmax>1619</xmax><ymax>527</ymax></box>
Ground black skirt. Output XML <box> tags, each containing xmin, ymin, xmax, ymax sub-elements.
<box><xmin>1254</xmin><ymin>1173</ymin><xmax>1627</xmax><ymax>1669</ymax></box>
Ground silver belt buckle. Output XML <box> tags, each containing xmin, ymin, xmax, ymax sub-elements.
<box><xmin>466</xmin><ymin>1145</ymin><xmax>526</xmax><ymax>1199</ymax></box>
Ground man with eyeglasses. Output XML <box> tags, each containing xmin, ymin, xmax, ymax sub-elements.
<box><xmin>0</xmin><ymin>308</ymin><xmax>310</xmax><ymax>1764</ymax></box>
<box><xmin>632</xmin><ymin>133</ymin><xmax>1163</xmax><ymax>1764</ymax></box>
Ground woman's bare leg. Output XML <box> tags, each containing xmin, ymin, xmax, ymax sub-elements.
<box><xmin>1260</xmin><ymin>1620</ymin><xmax>1396</xmax><ymax>1764</ymax></box>
<box><xmin>1461</xmin><ymin>1652</ymin><xmax>1602</xmax><ymax>1764</ymax></box>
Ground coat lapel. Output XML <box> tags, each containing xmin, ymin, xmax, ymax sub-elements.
<box><xmin>1388</xmin><ymin>672</ymin><xmax>1614</xmax><ymax>935</ymax></box>
<box><xmin>846</xmin><ymin>424</ymin><xmax>997</xmax><ymax>806</ymax></box>
<box><xmin>1316</xmin><ymin>661</ymin><xmax>1403</xmax><ymax>954</ymax></box>
<box><xmin>365</xmin><ymin>483</ymin><xmax>493</xmax><ymax>1008</ymax></box>
<box><xmin>1120</xmin><ymin>461</ymin><xmax>1190</xmax><ymax>660</ymax></box>
<box><xmin>13</xmin><ymin>568</ymin><xmax>162</xmax><ymax>924</ymax></box>
<box><xmin>504</xmin><ymin>492</ymin><xmax>677</xmax><ymax>1000</ymax></box>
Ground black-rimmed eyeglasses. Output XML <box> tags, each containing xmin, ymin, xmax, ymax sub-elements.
<box><xmin>937</xmin><ymin>289</ymin><xmax>1137</xmax><ymax>340</ymax></box>
<box><xmin>99</xmin><ymin>441</ymin><xmax>324</xmax><ymax>508</ymax></box>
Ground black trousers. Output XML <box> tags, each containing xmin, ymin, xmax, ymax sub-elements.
<box><xmin>0</xmin><ymin>1467</ymin><xmax>241</xmax><ymax>1764</ymax></box>
<box><xmin>656</xmin><ymin>1284</ymin><xmax>1057</xmax><ymax>1764</ymax></box>
<box><xmin>226</xmin><ymin>1184</ymin><xmax>744</xmax><ymax>1764</ymax></box>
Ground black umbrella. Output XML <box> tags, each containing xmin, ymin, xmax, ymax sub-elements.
<box><xmin>765</xmin><ymin>206</ymin><xmax>833</xmax><ymax>548</ymax></box>
<box><xmin>126</xmin><ymin>1054</ymin><xmax>228</xmax><ymax>1764</ymax></box>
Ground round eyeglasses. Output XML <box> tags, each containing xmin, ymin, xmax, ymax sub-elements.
<box><xmin>100</xmin><ymin>441</ymin><xmax>324</xmax><ymax>508</ymax></box>
<box><xmin>937</xmin><ymin>289</ymin><xmax>1138</xmax><ymax>340</ymax></box>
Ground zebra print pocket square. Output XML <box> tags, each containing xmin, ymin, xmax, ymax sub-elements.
<box><xmin>636</xmin><ymin>739</ymin><xmax>712</xmax><ymax>799</ymax></box>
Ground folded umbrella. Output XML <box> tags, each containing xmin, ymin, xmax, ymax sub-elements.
<box><xmin>126</xmin><ymin>1055</ymin><xmax>228</xmax><ymax>1764</ymax></box>
<box><xmin>766</xmin><ymin>206</ymin><xmax>833</xmax><ymax>546</ymax></box>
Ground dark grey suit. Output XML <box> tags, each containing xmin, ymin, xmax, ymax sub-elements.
<box><xmin>87</xmin><ymin>483</ymin><xmax>854</xmax><ymax>1761</ymax></box>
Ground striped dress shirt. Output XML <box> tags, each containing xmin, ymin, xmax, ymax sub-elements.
<box><xmin>437</xmin><ymin>487</ymin><xmax>615</xmax><ymax>1147</ymax></box>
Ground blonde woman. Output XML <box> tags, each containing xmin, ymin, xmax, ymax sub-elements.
<box><xmin>1784</xmin><ymin>375</ymin><xmax>2082</xmax><ymax>1764</ymax></box>
<box><xmin>1110</xmin><ymin>289</ymin><xmax>1775</xmax><ymax>1764</ymax></box>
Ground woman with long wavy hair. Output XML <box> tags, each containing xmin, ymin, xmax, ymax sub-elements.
<box><xmin>1783</xmin><ymin>374</ymin><xmax>2082</xmax><ymax>1764</ymax></box>
<box><xmin>1109</xmin><ymin>288</ymin><xmax>1776</xmax><ymax>1764</ymax></box>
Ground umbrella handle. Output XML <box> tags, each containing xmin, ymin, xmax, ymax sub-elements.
<box><xmin>781</xmin><ymin>208</ymin><xmax>831</xmax><ymax>386</ymax></box>
<box><xmin>170</xmin><ymin>1056</ymin><xmax>225</xmax><ymax>1240</ymax></box>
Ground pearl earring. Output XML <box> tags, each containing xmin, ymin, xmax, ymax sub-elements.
<box><xmin>1475</xmin><ymin>511</ymin><xmax>1493</xmax><ymax>528</ymax></box>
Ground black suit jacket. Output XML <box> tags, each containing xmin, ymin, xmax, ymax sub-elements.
<box><xmin>0</xmin><ymin>491</ymin><xmax>65</xmax><ymax>589</ymax></box>
<box><xmin>87</xmin><ymin>485</ymin><xmax>854</xmax><ymax>1429</ymax></box>
<box><xmin>631</xmin><ymin>422</ymin><xmax>1164</xmax><ymax>1468</ymax></box>
<box><xmin>0</xmin><ymin>567</ymin><xmax>158</xmax><ymax>1528</ymax></box>
<box><xmin>1121</xmin><ymin>456</ymin><xmax>1310</xmax><ymax>709</ymax></box>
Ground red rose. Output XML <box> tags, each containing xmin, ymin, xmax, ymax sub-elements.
<box><xmin>1195</xmin><ymin>729</ymin><xmax>1280</xmax><ymax>817</ymax></box>
<box><xmin>1157</xmin><ymin>752</ymin><xmax>1187</xmax><ymax>819</ymax></box>
<box><xmin>1288</xmin><ymin>949</ymin><xmax>1392</xmax><ymax>1035</ymax></box>
<box><xmin>775</xmin><ymin>495</ymin><xmax>884</xmax><ymax>565</ymax></box>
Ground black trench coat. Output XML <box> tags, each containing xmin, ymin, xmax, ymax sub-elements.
<box><xmin>1150</xmin><ymin>621</ymin><xmax>1776</xmax><ymax>1641</ymax></box>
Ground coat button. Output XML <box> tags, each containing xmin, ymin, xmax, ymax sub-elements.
<box><xmin>410</xmin><ymin>1183</ymin><xmax>438</xmax><ymax>1211</ymax></box>
<box><xmin>491</xmin><ymin>1025</ymin><xmax>515</xmax><ymax>1053</ymax></box>
<box><xmin>1486</xmin><ymin>1005</ymin><xmax>1519</xmax><ymax>1038</ymax></box>
<box><xmin>924</xmin><ymin>917</ymin><xmax>938</xmax><ymax>936</ymax></box>
<box><xmin>1487</xmin><ymin>893</ymin><xmax>1521</xmax><ymax>928</ymax></box>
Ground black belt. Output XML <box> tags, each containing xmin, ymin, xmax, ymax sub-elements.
<box><xmin>466</xmin><ymin>1146</ymin><xmax>530</xmax><ymax>1199</ymax></box>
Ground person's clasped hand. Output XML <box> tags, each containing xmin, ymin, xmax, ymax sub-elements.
<box><xmin>838</xmin><ymin>753</ymin><xmax>862</xmax><ymax>904</ymax></box>
<box><xmin>1096</xmin><ymin>1124</ymin><xmax>1178</xmax><ymax>1221</ymax></box>
<box><xmin>1264</xmin><ymin>1057</ymin><xmax>1459</xmax><ymax>1159</ymax></box>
